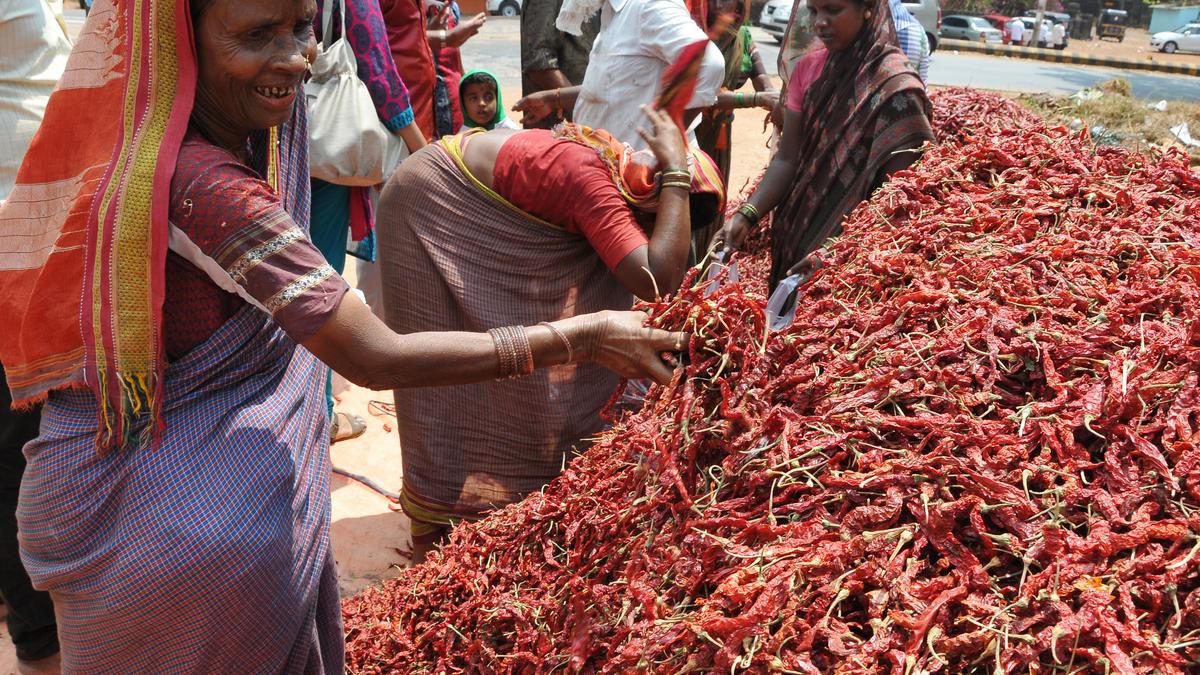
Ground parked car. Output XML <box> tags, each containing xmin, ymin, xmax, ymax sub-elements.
<box><xmin>981</xmin><ymin>13</ymin><xmax>1013</xmax><ymax>43</ymax></box>
<box><xmin>940</xmin><ymin>15</ymin><xmax>1003</xmax><ymax>43</ymax></box>
<box><xmin>1024</xmin><ymin>10</ymin><xmax>1070</xmax><ymax>31</ymax></box>
<box><xmin>759</xmin><ymin>0</ymin><xmax>940</xmax><ymax>51</ymax></box>
<box><xmin>1021</xmin><ymin>11</ymin><xmax>1070</xmax><ymax>48</ymax></box>
<box><xmin>758</xmin><ymin>0</ymin><xmax>794</xmax><ymax>42</ymax></box>
<box><xmin>1151</xmin><ymin>23</ymin><xmax>1200</xmax><ymax>53</ymax></box>
<box><xmin>903</xmin><ymin>0</ymin><xmax>942</xmax><ymax>52</ymax></box>
<box><xmin>486</xmin><ymin>0</ymin><xmax>521</xmax><ymax>17</ymax></box>
<box><xmin>1013</xmin><ymin>16</ymin><xmax>1067</xmax><ymax>48</ymax></box>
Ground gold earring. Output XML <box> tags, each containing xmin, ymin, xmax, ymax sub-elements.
<box><xmin>864</xmin><ymin>9</ymin><xmax>872</xmax><ymax>18</ymax></box>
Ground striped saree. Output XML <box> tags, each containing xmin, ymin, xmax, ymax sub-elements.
<box><xmin>19</xmin><ymin>308</ymin><xmax>342</xmax><ymax>672</ymax></box>
<box><xmin>376</xmin><ymin>138</ymin><xmax>632</xmax><ymax>542</ymax></box>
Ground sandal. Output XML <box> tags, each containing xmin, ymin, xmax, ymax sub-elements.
<box><xmin>330</xmin><ymin>412</ymin><xmax>367</xmax><ymax>444</ymax></box>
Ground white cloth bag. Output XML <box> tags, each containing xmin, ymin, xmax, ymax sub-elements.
<box><xmin>305</xmin><ymin>0</ymin><xmax>406</xmax><ymax>186</ymax></box>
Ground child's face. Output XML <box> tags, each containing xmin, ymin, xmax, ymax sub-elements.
<box><xmin>463</xmin><ymin>82</ymin><xmax>498</xmax><ymax>126</ymax></box>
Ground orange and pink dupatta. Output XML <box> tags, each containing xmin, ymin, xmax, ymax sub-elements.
<box><xmin>0</xmin><ymin>0</ymin><xmax>197</xmax><ymax>448</ymax></box>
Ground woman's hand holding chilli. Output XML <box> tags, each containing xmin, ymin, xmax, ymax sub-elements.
<box><xmin>786</xmin><ymin>253</ymin><xmax>824</xmax><ymax>284</ymax></box>
<box><xmin>636</xmin><ymin>105</ymin><xmax>688</xmax><ymax>170</ymax></box>
<box><xmin>758</xmin><ymin>90</ymin><xmax>780</xmax><ymax>111</ymax></box>
<box><xmin>714</xmin><ymin>211</ymin><xmax>752</xmax><ymax>257</ymax></box>
<box><xmin>562</xmin><ymin>311</ymin><xmax>687</xmax><ymax>385</ymax></box>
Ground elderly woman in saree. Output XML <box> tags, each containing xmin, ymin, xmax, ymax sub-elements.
<box><xmin>0</xmin><ymin>0</ymin><xmax>686</xmax><ymax>669</ymax></box>
<box><xmin>377</xmin><ymin>111</ymin><xmax>724</xmax><ymax>559</ymax></box>
<box><xmin>718</xmin><ymin>0</ymin><xmax>934</xmax><ymax>289</ymax></box>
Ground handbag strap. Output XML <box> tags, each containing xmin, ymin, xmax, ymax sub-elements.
<box><xmin>319</xmin><ymin>0</ymin><xmax>348</xmax><ymax>50</ymax></box>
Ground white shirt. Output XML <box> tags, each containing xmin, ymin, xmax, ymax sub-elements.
<box><xmin>574</xmin><ymin>0</ymin><xmax>723</xmax><ymax>151</ymax></box>
<box><xmin>1052</xmin><ymin>22</ymin><xmax>1065</xmax><ymax>45</ymax></box>
<box><xmin>0</xmin><ymin>0</ymin><xmax>70</xmax><ymax>201</ymax></box>
<box><xmin>1008</xmin><ymin>18</ymin><xmax>1024</xmax><ymax>43</ymax></box>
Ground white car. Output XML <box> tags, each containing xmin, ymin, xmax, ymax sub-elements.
<box><xmin>486</xmin><ymin>0</ymin><xmax>520</xmax><ymax>17</ymax></box>
<box><xmin>759</xmin><ymin>0</ymin><xmax>940</xmax><ymax>50</ymax></box>
<box><xmin>939</xmin><ymin>15</ymin><xmax>1003</xmax><ymax>43</ymax></box>
<box><xmin>1151</xmin><ymin>23</ymin><xmax>1200</xmax><ymax>53</ymax></box>
<box><xmin>758</xmin><ymin>0</ymin><xmax>793</xmax><ymax>43</ymax></box>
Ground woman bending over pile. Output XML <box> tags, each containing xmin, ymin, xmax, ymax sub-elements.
<box><xmin>377</xmin><ymin>109</ymin><xmax>723</xmax><ymax>559</ymax></box>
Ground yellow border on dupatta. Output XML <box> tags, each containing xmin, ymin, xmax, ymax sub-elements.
<box><xmin>436</xmin><ymin>129</ymin><xmax>564</xmax><ymax>231</ymax></box>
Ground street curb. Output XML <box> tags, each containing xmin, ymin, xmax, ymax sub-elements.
<box><xmin>939</xmin><ymin>39</ymin><xmax>1200</xmax><ymax>77</ymax></box>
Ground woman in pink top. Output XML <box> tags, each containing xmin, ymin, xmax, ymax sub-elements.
<box><xmin>717</xmin><ymin>0</ymin><xmax>934</xmax><ymax>288</ymax></box>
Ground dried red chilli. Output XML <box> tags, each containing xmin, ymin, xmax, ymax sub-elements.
<box><xmin>343</xmin><ymin>88</ymin><xmax>1200</xmax><ymax>673</ymax></box>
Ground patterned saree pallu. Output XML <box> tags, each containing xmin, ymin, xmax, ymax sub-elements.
<box><xmin>0</xmin><ymin>0</ymin><xmax>195</xmax><ymax>448</ymax></box>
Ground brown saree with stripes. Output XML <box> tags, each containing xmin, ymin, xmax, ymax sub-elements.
<box><xmin>375</xmin><ymin>140</ymin><xmax>632</xmax><ymax>540</ymax></box>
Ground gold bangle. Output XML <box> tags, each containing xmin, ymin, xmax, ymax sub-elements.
<box><xmin>488</xmin><ymin>327</ymin><xmax>515</xmax><ymax>378</ymax></box>
<box><xmin>661</xmin><ymin>179</ymin><xmax>691</xmax><ymax>191</ymax></box>
<box><xmin>538</xmin><ymin>322</ymin><xmax>574</xmax><ymax>363</ymax></box>
<box><xmin>510</xmin><ymin>326</ymin><xmax>534</xmax><ymax>377</ymax></box>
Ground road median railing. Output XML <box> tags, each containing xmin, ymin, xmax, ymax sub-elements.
<box><xmin>938</xmin><ymin>38</ymin><xmax>1200</xmax><ymax>77</ymax></box>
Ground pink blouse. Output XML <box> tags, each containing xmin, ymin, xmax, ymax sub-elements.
<box><xmin>786</xmin><ymin>48</ymin><xmax>830</xmax><ymax>112</ymax></box>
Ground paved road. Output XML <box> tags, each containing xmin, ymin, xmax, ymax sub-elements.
<box><xmin>62</xmin><ymin>11</ymin><xmax>1199</xmax><ymax>101</ymax></box>
<box><xmin>749</xmin><ymin>30</ymin><xmax>1200</xmax><ymax>100</ymax></box>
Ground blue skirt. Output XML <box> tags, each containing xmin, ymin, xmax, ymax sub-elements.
<box><xmin>18</xmin><ymin>307</ymin><xmax>342</xmax><ymax>673</ymax></box>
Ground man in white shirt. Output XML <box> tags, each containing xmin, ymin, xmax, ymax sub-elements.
<box><xmin>1051</xmin><ymin>21</ymin><xmax>1066</xmax><ymax>48</ymax></box>
<box><xmin>1007</xmin><ymin>16</ymin><xmax>1024</xmax><ymax>46</ymax></box>
<box><xmin>514</xmin><ymin>0</ymin><xmax>724</xmax><ymax>151</ymax></box>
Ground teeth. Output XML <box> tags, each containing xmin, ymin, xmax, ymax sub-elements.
<box><xmin>256</xmin><ymin>86</ymin><xmax>293</xmax><ymax>99</ymax></box>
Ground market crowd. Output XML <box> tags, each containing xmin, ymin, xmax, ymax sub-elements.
<box><xmin>0</xmin><ymin>0</ymin><xmax>934</xmax><ymax>668</ymax></box>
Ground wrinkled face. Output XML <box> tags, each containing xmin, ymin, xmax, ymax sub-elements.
<box><xmin>462</xmin><ymin>82</ymin><xmax>497</xmax><ymax>126</ymax></box>
<box><xmin>807</xmin><ymin>0</ymin><xmax>868</xmax><ymax>52</ymax></box>
<box><xmin>192</xmin><ymin>0</ymin><xmax>317</xmax><ymax>144</ymax></box>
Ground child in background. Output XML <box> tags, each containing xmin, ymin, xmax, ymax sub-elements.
<box><xmin>458</xmin><ymin>69</ymin><xmax>522</xmax><ymax>131</ymax></box>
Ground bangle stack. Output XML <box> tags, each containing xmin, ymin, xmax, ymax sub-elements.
<box><xmin>737</xmin><ymin>202</ymin><xmax>760</xmax><ymax>224</ymax></box>
<box><xmin>488</xmin><ymin>326</ymin><xmax>534</xmax><ymax>379</ymax></box>
<box><xmin>660</xmin><ymin>167</ymin><xmax>691</xmax><ymax>191</ymax></box>
<box><xmin>538</xmin><ymin>322</ymin><xmax>574</xmax><ymax>363</ymax></box>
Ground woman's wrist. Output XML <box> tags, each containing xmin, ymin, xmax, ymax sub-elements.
<box><xmin>552</xmin><ymin>314</ymin><xmax>603</xmax><ymax>365</ymax></box>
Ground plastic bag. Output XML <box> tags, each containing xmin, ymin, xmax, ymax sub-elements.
<box><xmin>703</xmin><ymin>251</ymin><xmax>740</xmax><ymax>296</ymax></box>
<box><xmin>765</xmin><ymin>273</ymin><xmax>801</xmax><ymax>332</ymax></box>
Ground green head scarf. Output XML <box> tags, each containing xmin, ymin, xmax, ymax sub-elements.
<box><xmin>459</xmin><ymin>68</ymin><xmax>507</xmax><ymax>130</ymax></box>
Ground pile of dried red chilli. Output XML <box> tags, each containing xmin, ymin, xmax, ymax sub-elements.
<box><xmin>343</xmin><ymin>88</ymin><xmax>1200</xmax><ymax>673</ymax></box>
